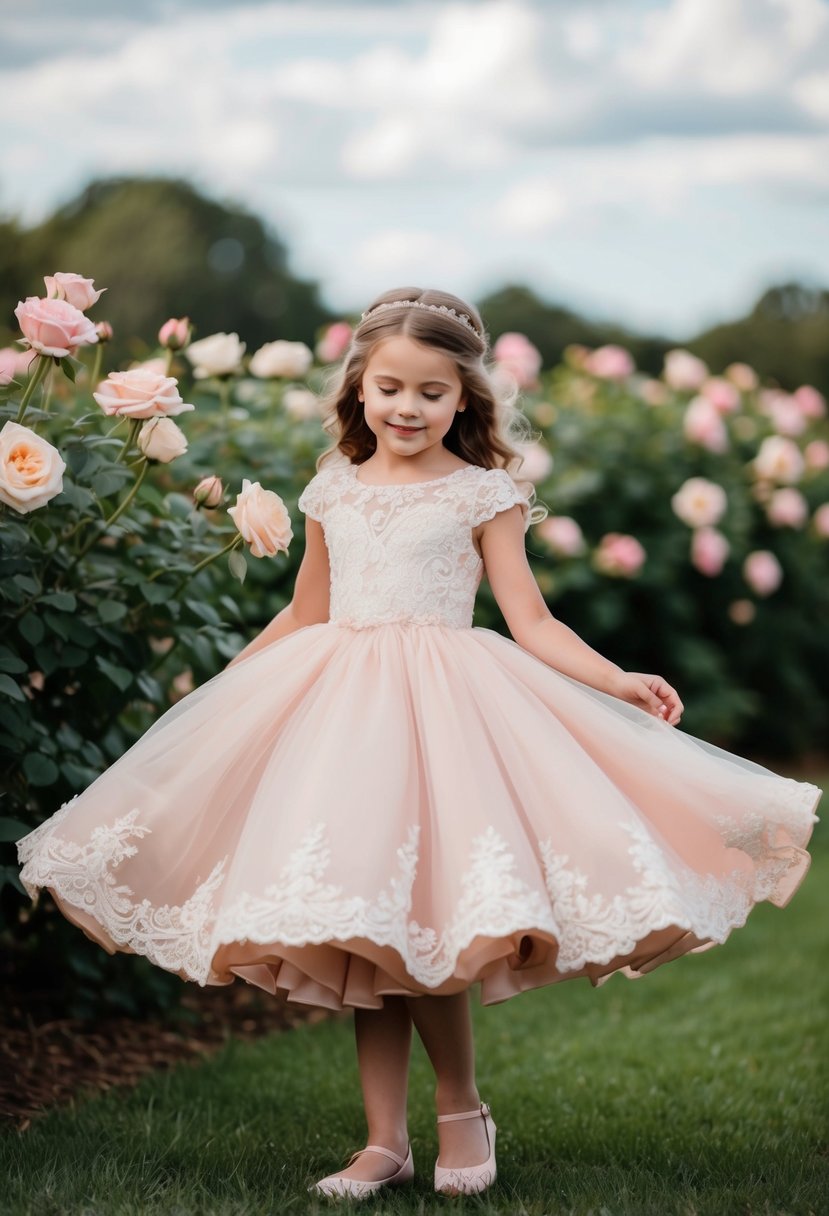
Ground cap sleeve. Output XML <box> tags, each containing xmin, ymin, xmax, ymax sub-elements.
<box><xmin>297</xmin><ymin>469</ymin><xmax>329</xmax><ymax>522</ymax></box>
<box><xmin>470</xmin><ymin>468</ymin><xmax>531</xmax><ymax>533</ymax></box>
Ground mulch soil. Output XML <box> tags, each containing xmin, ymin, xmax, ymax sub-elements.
<box><xmin>1</xmin><ymin>980</ymin><xmax>348</xmax><ymax>1135</ymax></box>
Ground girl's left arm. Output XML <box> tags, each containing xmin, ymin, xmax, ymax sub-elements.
<box><xmin>478</xmin><ymin>506</ymin><xmax>684</xmax><ymax>726</ymax></box>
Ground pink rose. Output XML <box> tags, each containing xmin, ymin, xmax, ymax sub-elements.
<box><xmin>0</xmin><ymin>347</ymin><xmax>37</xmax><ymax>383</ymax></box>
<box><xmin>95</xmin><ymin>321</ymin><xmax>113</xmax><ymax>342</ymax></box>
<box><xmin>639</xmin><ymin>379</ymin><xmax>669</xmax><ymax>406</ymax></box>
<box><xmin>812</xmin><ymin>503</ymin><xmax>829</xmax><ymax>538</ymax></box>
<box><xmin>158</xmin><ymin>317</ymin><xmax>191</xmax><ymax>350</ymax></box>
<box><xmin>753</xmin><ymin>436</ymin><xmax>804</xmax><ymax>484</ymax></box>
<box><xmin>766</xmin><ymin>488</ymin><xmax>808</xmax><ymax>528</ymax></box>
<box><xmin>15</xmin><ymin>296</ymin><xmax>99</xmax><ymax>357</ymax></box>
<box><xmin>683</xmin><ymin>396</ymin><xmax>728</xmax><ymax>453</ymax></box>
<box><xmin>794</xmin><ymin>385</ymin><xmax>826</xmax><ymax>419</ymax></box>
<box><xmin>593</xmin><ymin>532</ymin><xmax>646</xmax><ymax>578</ymax></box>
<box><xmin>769</xmin><ymin>393</ymin><xmax>806</xmax><ymax>436</ymax></box>
<box><xmin>515</xmin><ymin>441</ymin><xmax>553</xmax><ymax>482</ymax></box>
<box><xmin>690</xmin><ymin>527</ymin><xmax>730</xmax><ymax>577</ymax></box>
<box><xmin>804</xmin><ymin>440</ymin><xmax>829</xmax><ymax>471</ymax></box>
<box><xmin>743</xmin><ymin>550</ymin><xmax>782</xmax><ymax>597</ymax></box>
<box><xmin>227</xmin><ymin>478</ymin><xmax>293</xmax><ymax>558</ymax></box>
<box><xmin>43</xmin><ymin>272</ymin><xmax>106</xmax><ymax>311</ymax></box>
<box><xmin>664</xmin><ymin>349</ymin><xmax>708</xmax><ymax>391</ymax></box>
<box><xmin>492</xmin><ymin>332</ymin><xmax>542</xmax><ymax>389</ymax></box>
<box><xmin>194</xmin><ymin>475</ymin><xmax>223</xmax><ymax>508</ymax></box>
<box><xmin>724</xmin><ymin>363</ymin><xmax>758</xmax><ymax>392</ymax></box>
<box><xmin>0</xmin><ymin>420</ymin><xmax>66</xmax><ymax>515</ymax></box>
<box><xmin>316</xmin><ymin>321</ymin><xmax>353</xmax><ymax>364</ymax></box>
<box><xmin>536</xmin><ymin>515</ymin><xmax>585</xmax><ymax>557</ymax></box>
<box><xmin>93</xmin><ymin>367</ymin><xmax>195</xmax><ymax>419</ymax></box>
<box><xmin>583</xmin><ymin>344</ymin><xmax>635</xmax><ymax>380</ymax></box>
<box><xmin>701</xmin><ymin>377</ymin><xmax>740</xmax><ymax>413</ymax></box>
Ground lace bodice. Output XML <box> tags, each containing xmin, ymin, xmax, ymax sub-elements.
<box><xmin>297</xmin><ymin>462</ymin><xmax>531</xmax><ymax>629</ymax></box>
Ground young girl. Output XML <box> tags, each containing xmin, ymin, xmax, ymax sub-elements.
<box><xmin>17</xmin><ymin>287</ymin><xmax>821</xmax><ymax>1201</ymax></box>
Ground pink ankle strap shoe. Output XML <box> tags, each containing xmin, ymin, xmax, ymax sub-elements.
<box><xmin>434</xmin><ymin>1101</ymin><xmax>497</xmax><ymax>1196</ymax></box>
<box><xmin>309</xmin><ymin>1141</ymin><xmax>414</xmax><ymax>1200</ymax></box>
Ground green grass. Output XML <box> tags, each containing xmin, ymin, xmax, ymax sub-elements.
<box><xmin>3</xmin><ymin>783</ymin><xmax>827</xmax><ymax>1216</ymax></box>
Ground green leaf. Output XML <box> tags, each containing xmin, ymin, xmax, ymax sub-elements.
<box><xmin>57</xmin><ymin>645</ymin><xmax>88</xmax><ymax>667</ymax></box>
<box><xmin>184</xmin><ymin>598</ymin><xmax>222</xmax><ymax>626</ymax></box>
<box><xmin>95</xmin><ymin>655</ymin><xmax>133</xmax><ymax>691</ymax></box>
<box><xmin>228</xmin><ymin>548</ymin><xmax>247</xmax><ymax>584</ymax></box>
<box><xmin>139</xmin><ymin>581</ymin><xmax>176</xmax><ymax>604</ymax></box>
<box><xmin>0</xmin><ymin>648</ymin><xmax>28</xmax><ymax>675</ymax></box>
<box><xmin>16</xmin><ymin>574</ymin><xmax>39</xmax><ymax>595</ymax></box>
<box><xmin>0</xmin><ymin>816</ymin><xmax>30</xmax><ymax>841</ymax></box>
<box><xmin>22</xmin><ymin>753</ymin><xmax>60</xmax><ymax>786</ymax></box>
<box><xmin>97</xmin><ymin>600</ymin><xmax>129</xmax><ymax>623</ymax></box>
<box><xmin>0</xmin><ymin>674</ymin><xmax>26</xmax><ymax>701</ymax></box>
<box><xmin>19</xmin><ymin>612</ymin><xmax>44</xmax><ymax>645</ymax></box>
<box><xmin>43</xmin><ymin>610</ymin><xmax>71</xmax><ymax>641</ymax></box>
<box><xmin>40</xmin><ymin>590</ymin><xmax>77</xmax><ymax>612</ymax></box>
<box><xmin>91</xmin><ymin>468</ymin><xmax>132</xmax><ymax>498</ymax></box>
<box><xmin>59</xmin><ymin>355</ymin><xmax>77</xmax><ymax>383</ymax></box>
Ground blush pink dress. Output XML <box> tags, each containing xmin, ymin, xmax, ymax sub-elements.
<box><xmin>16</xmin><ymin>461</ymin><xmax>822</xmax><ymax>1011</ymax></box>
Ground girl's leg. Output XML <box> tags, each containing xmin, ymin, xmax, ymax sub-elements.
<box><xmin>334</xmin><ymin>995</ymin><xmax>413</xmax><ymax>1182</ymax></box>
<box><xmin>405</xmin><ymin>990</ymin><xmax>490</xmax><ymax>1168</ymax></box>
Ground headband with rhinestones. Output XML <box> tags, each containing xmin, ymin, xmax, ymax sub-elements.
<box><xmin>360</xmin><ymin>299</ymin><xmax>479</xmax><ymax>336</ymax></box>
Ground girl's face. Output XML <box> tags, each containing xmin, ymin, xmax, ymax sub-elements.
<box><xmin>357</xmin><ymin>335</ymin><xmax>466</xmax><ymax>461</ymax></box>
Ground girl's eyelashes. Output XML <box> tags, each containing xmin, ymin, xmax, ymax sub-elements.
<box><xmin>377</xmin><ymin>387</ymin><xmax>443</xmax><ymax>402</ymax></box>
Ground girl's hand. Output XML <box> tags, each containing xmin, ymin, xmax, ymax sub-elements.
<box><xmin>609</xmin><ymin>671</ymin><xmax>684</xmax><ymax>726</ymax></box>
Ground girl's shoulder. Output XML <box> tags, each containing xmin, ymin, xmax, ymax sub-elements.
<box><xmin>467</xmin><ymin>466</ymin><xmax>532</xmax><ymax>533</ymax></box>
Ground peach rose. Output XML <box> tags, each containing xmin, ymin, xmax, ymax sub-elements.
<box><xmin>811</xmin><ymin>503</ymin><xmax>829</xmax><ymax>538</ymax></box>
<box><xmin>593</xmin><ymin>532</ymin><xmax>646</xmax><ymax>577</ymax></box>
<box><xmin>753</xmin><ymin>436</ymin><xmax>804</xmax><ymax>484</ymax></box>
<box><xmin>0</xmin><ymin>420</ymin><xmax>66</xmax><ymax>514</ymax></box>
<box><xmin>492</xmin><ymin>332</ymin><xmax>542</xmax><ymax>389</ymax></box>
<box><xmin>249</xmin><ymin>340</ymin><xmax>314</xmax><ymax>379</ymax></box>
<box><xmin>766</xmin><ymin>488</ymin><xmax>808</xmax><ymax>528</ymax></box>
<box><xmin>663</xmin><ymin>349</ymin><xmax>708</xmax><ymax>391</ymax></box>
<box><xmin>185</xmin><ymin>332</ymin><xmax>246</xmax><ymax>379</ymax></box>
<box><xmin>690</xmin><ymin>527</ymin><xmax>730</xmax><ymax>577</ymax></box>
<box><xmin>158</xmin><ymin>317</ymin><xmax>191</xmax><ymax>350</ymax></box>
<box><xmin>671</xmin><ymin>477</ymin><xmax>728</xmax><ymax>528</ymax></box>
<box><xmin>724</xmin><ymin>363</ymin><xmax>758</xmax><ymax>392</ymax></box>
<box><xmin>193</xmin><ymin>475</ymin><xmax>223</xmax><ymax>508</ymax></box>
<box><xmin>683</xmin><ymin>396</ymin><xmax>728</xmax><ymax>453</ymax></box>
<box><xmin>583</xmin><ymin>344</ymin><xmax>635</xmax><ymax>380</ymax></box>
<box><xmin>93</xmin><ymin>367</ymin><xmax>195</xmax><ymax>419</ymax></box>
<box><xmin>227</xmin><ymin>478</ymin><xmax>293</xmax><ymax>558</ymax></box>
<box><xmin>728</xmin><ymin>599</ymin><xmax>756</xmax><ymax>625</ymax></box>
<box><xmin>15</xmin><ymin>296</ymin><xmax>99</xmax><ymax>357</ymax></box>
<box><xmin>43</xmin><ymin>272</ymin><xmax>106</xmax><ymax>311</ymax></box>
<box><xmin>137</xmin><ymin>417</ymin><xmax>188</xmax><ymax>463</ymax></box>
<box><xmin>316</xmin><ymin>321</ymin><xmax>353</xmax><ymax>364</ymax></box>
<box><xmin>536</xmin><ymin>515</ymin><xmax>585</xmax><ymax>557</ymax></box>
<box><xmin>743</xmin><ymin>550</ymin><xmax>782</xmax><ymax>597</ymax></box>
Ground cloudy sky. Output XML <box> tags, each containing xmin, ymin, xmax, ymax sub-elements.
<box><xmin>2</xmin><ymin>0</ymin><xmax>828</xmax><ymax>338</ymax></box>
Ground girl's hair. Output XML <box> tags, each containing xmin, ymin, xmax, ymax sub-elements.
<box><xmin>312</xmin><ymin>285</ymin><xmax>547</xmax><ymax>524</ymax></box>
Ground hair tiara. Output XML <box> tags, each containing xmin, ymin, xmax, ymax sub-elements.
<box><xmin>360</xmin><ymin>299</ymin><xmax>479</xmax><ymax>336</ymax></box>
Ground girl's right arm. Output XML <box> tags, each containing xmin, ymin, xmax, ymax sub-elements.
<box><xmin>224</xmin><ymin>517</ymin><xmax>330</xmax><ymax>669</ymax></box>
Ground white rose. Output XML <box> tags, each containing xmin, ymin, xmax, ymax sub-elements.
<box><xmin>282</xmin><ymin>388</ymin><xmax>321</xmax><ymax>420</ymax></box>
<box><xmin>0</xmin><ymin>420</ymin><xmax>66</xmax><ymax>514</ymax></box>
<box><xmin>185</xmin><ymin>332</ymin><xmax>246</xmax><ymax>379</ymax></box>
<box><xmin>671</xmin><ymin>477</ymin><xmax>728</xmax><ymax>528</ymax></box>
<box><xmin>250</xmin><ymin>340</ymin><xmax>313</xmax><ymax>379</ymax></box>
<box><xmin>137</xmin><ymin>417</ymin><xmax>189</xmax><ymax>463</ymax></box>
<box><xmin>753</xmin><ymin>436</ymin><xmax>804</xmax><ymax>484</ymax></box>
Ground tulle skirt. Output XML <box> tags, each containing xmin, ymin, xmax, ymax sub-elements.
<box><xmin>17</xmin><ymin>621</ymin><xmax>821</xmax><ymax>1011</ymax></box>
